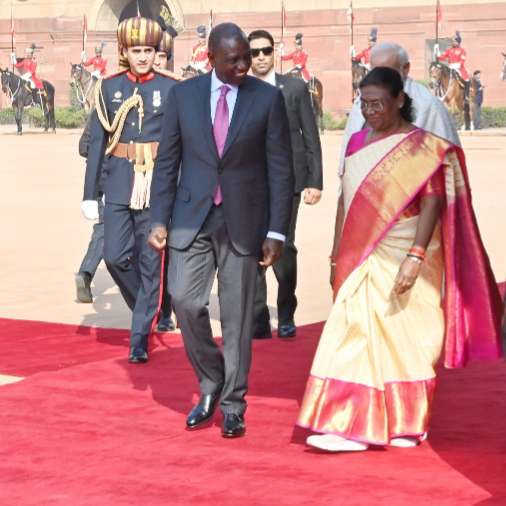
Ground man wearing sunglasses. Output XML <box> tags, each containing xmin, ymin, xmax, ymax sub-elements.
<box><xmin>248</xmin><ymin>30</ymin><xmax>323</xmax><ymax>340</ymax></box>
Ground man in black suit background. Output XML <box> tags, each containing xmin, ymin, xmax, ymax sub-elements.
<box><xmin>148</xmin><ymin>23</ymin><xmax>294</xmax><ymax>438</ymax></box>
<box><xmin>248</xmin><ymin>30</ymin><xmax>323</xmax><ymax>339</ymax></box>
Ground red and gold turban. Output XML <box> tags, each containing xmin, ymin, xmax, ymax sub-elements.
<box><xmin>117</xmin><ymin>17</ymin><xmax>163</xmax><ymax>48</ymax></box>
<box><xmin>157</xmin><ymin>31</ymin><xmax>172</xmax><ymax>55</ymax></box>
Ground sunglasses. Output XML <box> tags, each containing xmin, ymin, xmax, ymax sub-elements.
<box><xmin>251</xmin><ymin>46</ymin><xmax>274</xmax><ymax>58</ymax></box>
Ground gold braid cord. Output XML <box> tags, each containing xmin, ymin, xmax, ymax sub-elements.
<box><xmin>94</xmin><ymin>75</ymin><xmax>145</xmax><ymax>155</ymax></box>
<box><xmin>153</xmin><ymin>67</ymin><xmax>183</xmax><ymax>81</ymax></box>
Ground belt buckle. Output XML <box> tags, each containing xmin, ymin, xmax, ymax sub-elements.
<box><xmin>126</xmin><ymin>143</ymin><xmax>136</xmax><ymax>161</ymax></box>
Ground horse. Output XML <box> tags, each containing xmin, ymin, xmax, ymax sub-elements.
<box><xmin>428</xmin><ymin>60</ymin><xmax>476</xmax><ymax>131</ymax></box>
<box><xmin>283</xmin><ymin>66</ymin><xmax>325</xmax><ymax>134</ymax></box>
<box><xmin>1</xmin><ymin>68</ymin><xmax>56</xmax><ymax>135</ymax></box>
<box><xmin>351</xmin><ymin>59</ymin><xmax>368</xmax><ymax>98</ymax></box>
<box><xmin>181</xmin><ymin>63</ymin><xmax>207</xmax><ymax>79</ymax></box>
<box><xmin>69</xmin><ymin>62</ymin><xmax>96</xmax><ymax>119</ymax></box>
<box><xmin>500</xmin><ymin>53</ymin><xmax>506</xmax><ymax>82</ymax></box>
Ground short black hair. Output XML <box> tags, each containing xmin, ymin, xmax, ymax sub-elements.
<box><xmin>248</xmin><ymin>30</ymin><xmax>274</xmax><ymax>47</ymax></box>
<box><xmin>208</xmin><ymin>22</ymin><xmax>248</xmax><ymax>53</ymax></box>
<box><xmin>473</xmin><ymin>70</ymin><xmax>481</xmax><ymax>76</ymax></box>
<box><xmin>360</xmin><ymin>66</ymin><xmax>415</xmax><ymax>123</ymax></box>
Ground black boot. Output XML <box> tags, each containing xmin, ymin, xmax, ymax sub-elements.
<box><xmin>464</xmin><ymin>81</ymin><xmax>470</xmax><ymax>104</ymax></box>
<box><xmin>31</xmin><ymin>89</ymin><xmax>38</xmax><ymax>107</ymax></box>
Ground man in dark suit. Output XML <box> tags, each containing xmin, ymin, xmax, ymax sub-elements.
<box><xmin>148</xmin><ymin>23</ymin><xmax>294</xmax><ymax>438</ymax></box>
<box><xmin>248</xmin><ymin>30</ymin><xmax>323</xmax><ymax>339</ymax></box>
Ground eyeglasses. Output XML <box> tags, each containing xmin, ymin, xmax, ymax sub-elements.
<box><xmin>360</xmin><ymin>100</ymin><xmax>386</xmax><ymax>113</ymax></box>
<box><xmin>251</xmin><ymin>46</ymin><xmax>274</xmax><ymax>58</ymax></box>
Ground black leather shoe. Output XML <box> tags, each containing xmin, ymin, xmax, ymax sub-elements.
<box><xmin>221</xmin><ymin>414</ymin><xmax>246</xmax><ymax>438</ymax></box>
<box><xmin>253</xmin><ymin>321</ymin><xmax>272</xmax><ymax>339</ymax></box>
<box><xmin>157</xmin><ymin>312</ymin><xmax>176</xmax><ymax>332</ymax></box>
<box><xmin>186</xmin><ymin>392</ymin><xmax>221</xmax><ymax>429</ymax></box>
<box><xmin>278</xmin><ymin>322</ymin><xmax>296</xmax><ymax>338</ymax></box>
<box><xmin>128</xmin><ymin>346</ymin><xmax>148</xmax><ymax>364</ymax></box>
<box><xmin>75</xmin><ymin>272</ymin><xmax>93</xmax><ymax>303</ymax></box>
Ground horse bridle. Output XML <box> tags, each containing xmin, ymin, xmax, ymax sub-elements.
<box><xmin>1</xmin><ymin>71</ymin><xmax>21</xmax><ymax>105</ymax></box>
<box><xmin>430</xmin><ymin>63</ymin><xmax>452</xmax><ymax>101</ymax></box>
<box><xmin>73</xmin><ymin>64</ymin><xmax>93</xmax><ymax>104</ymax></box>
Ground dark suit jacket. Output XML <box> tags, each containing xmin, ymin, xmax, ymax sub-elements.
<box><xmin>150</xmin><ymin>73</ymin><xmax>295</xmax><ymax>256</ymax></box>
<box><xmin>275</xmin><ymin>73</ymin><xmax>323</xmax><ymax>193</ymax></box>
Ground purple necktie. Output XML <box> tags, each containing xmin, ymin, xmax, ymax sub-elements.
<box><xmin>213</xmin><ymin>85</ymin><xmax>230</xmax><ymax>205</ymax></box>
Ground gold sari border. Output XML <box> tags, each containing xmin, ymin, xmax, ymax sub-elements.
<box><xmin>297</xmin><ymin>375</ymin><xmax>437</xmax><ymax>445</ymax></box>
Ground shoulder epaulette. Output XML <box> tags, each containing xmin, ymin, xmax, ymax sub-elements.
<box><xmin>102</xmin><ymin>68</ymin><xmax>129</xmax><ymax>81</ymax></box>
<box><xmin>154</xmin><ymin>68</ymin><xmax>183</xmax><ymax>81</ymax></box>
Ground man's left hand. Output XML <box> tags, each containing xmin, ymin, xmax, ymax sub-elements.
<box><xmin>304</xmin><ymin>188</ymin><xmax>322</xmax><ymax>205</ymax></box>
<box><xmin>259</xmin><ymin>238</ymin><xmax>283</xmax><ymax>267</ymax></box>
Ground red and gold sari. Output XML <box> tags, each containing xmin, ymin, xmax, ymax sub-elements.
<box><xmin>297</xmin><ymin>128</ymin><xmax>502</xmax><ymax>445</ymax></box>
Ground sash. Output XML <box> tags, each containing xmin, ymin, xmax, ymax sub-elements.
<box><xmin>335</xmin><ymin>129</ymin><xmax>503</xmax><ymax>368</ymax></box>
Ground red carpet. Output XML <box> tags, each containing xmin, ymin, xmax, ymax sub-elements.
<box><xmin>0</xmin><ymin>318</ymin><xmax>506</xmax><ymax>505</ymax></box>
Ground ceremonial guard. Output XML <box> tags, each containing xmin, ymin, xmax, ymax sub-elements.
<box><xmin>437</xmin><ymin>31</ymin><xmax>471</xmax><ymax>103</ymax></box>
<box><xmin>191</xmin><ymin>25</ymin><xmax>211</xmax><ymax>72</ymax></box>
<box><xmin>10</xmin><ymin>43</ymin><xmax>44</xmax><ymax>106</ymax></box>
<box><xmin>81</xmin><ymin>16</ymin><xmax>181</xmax><ymax>363</ymax></box>
<box><xmin>280</xmin><ymin>33</ymin><xmax>313</xmax><ymax>88</ymax></box>
<box><xmin>81</xmin><ymin>43</ymin><xmax>108</xmax><ymax>78</ymax></box>
<box><xmin>353</xmin><ymin>27</ymin><xmax>378</xmax><ymax>70</ymax></box>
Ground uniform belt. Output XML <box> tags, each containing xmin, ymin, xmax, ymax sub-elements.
<box><xmin>112</xmin><ymin>141</ymin><xmax>159</xmax><ymax>162</ymax></box>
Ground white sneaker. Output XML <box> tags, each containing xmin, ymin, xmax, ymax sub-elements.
<box><xmin>306</xmin><ymin>434</ymin><xmax>369</xmax><ymax>452</ymax></box>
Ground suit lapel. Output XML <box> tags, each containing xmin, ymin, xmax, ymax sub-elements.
<box><xmin>221</xmin><ymin>77</ymin><xmax>256</xmax><ymax>159</ymax></box>
<box><xmin>194</xmin><ymin>73</ymin><xmax>220</xmax><ymax>162</ymax></box>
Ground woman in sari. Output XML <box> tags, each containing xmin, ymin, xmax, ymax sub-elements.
<box><xmin>297</xmin><ymin>67</ymin><xmax>503</xmax><ymax>452</ymax></box>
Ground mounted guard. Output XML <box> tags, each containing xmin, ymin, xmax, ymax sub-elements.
<box><xmin>353</xmin><ymin>27</ymin><xmax>378</xmax><ymax>71</ymax></box>
<box><xmin>436</xmin><ymin>31</ymin><xmax>471</xmax><ymax>103</ymax></box>
<box><xmin>10</xmin><ymin>43</ymin><xmax>45</xmax><ymax>107</ymax></box>
<box><xmin>280</xmin><ymin>33</ymin><xmax>315</xmax><ymax>91</ymax></box>
<box><xmin>191</xmin><ymin>25</ymin><xmax>211</xmax><ymax>72</ymax></box>
<box><xmin>81</xmin><ymin>43</ymin><xmax>108</xmax><ymax>79</ymax></box>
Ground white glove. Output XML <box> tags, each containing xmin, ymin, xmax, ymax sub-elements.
<box><xmin>433</xmin><ymin>43</ymin><xmax>440</xmax><ymax>58</ymax></box>
<box><xmin>350</xmin><ymin>45</ymin><xmax>355</xmax><ymax>56</ymax></box>
<box><xmin>81</xmin><ymin>51</ymin><xmax>86</xmax><ymax>62</ymax></box>
<box><xmin>81</xmin><ymin>200</ymin><xmax>99</xmax><ymax>220</ymax></box>
<box><xmin>10</xmin><ymin>53</ymin><xmax>16</xmax><ymax>65</ymax></box>
<box><xmin>295</xmin><ymin>64</ymin><xmax>302</xmax><ymax>70</ymax></box>
<box><xmin>279</xmin><ymin>41</ymin><xmax>285</xmax><ymax>57</ymax></box>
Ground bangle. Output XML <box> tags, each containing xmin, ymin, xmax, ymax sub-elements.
<box><xmin>407</xmin><ymin>254</ymin><xmax>422</xmax><ymax>263</ymax></box>
<box><xmin>329</xmin><ymin>255</ymin><xmax>338</xmax><ymax>260</ymax></box>
<box><xmin>409</xmin><ymin>247</ymin><xmax>426</xmax><ymax>260</ymax></box>
<box><xmin>330</xmin><ymin>262</ymin><xmax>337</xmax><ymax>267</ymax></box>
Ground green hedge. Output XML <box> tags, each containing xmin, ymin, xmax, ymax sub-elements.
<box><xmin>0</xmin><ymin>106</ymin><xmax>86</xmax><ymax>129</ymax></box>
<box><xmin>453</xmin><ymin>106</ymin><xmax>506</xmax><ymax>129</ymax></box>
<box><xmin>323</xmin><ymin>111</ymin><xmax>348</xmax><ymax>131</ymax></box>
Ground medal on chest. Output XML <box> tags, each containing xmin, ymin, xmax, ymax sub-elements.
<box><xmin>153</xmin><ymin>91</ymin><xmax>161</xmax><ymax>107</ymax></box>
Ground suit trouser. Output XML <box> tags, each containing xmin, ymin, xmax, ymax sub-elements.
<box><xmin>160</xmin><ymin>245</ymin><xmax>173</xmax><ymax>318</ymax></box>
<box><xmin>473</xmin><ymin>103</ymin><xmax>482</xmax><ymax>129</ymax></box>
<box><xmin>254</xmin><ymin>194</ymin><xmax>300</xmax><ymax>325</ymax></box>
<box><xmin>168</xmin><ymin>205</ymin><xmax>259</xmax><ymax>414</ymax></box>
<box><xmin>78</xmin><ymin>196</ymin><xmax>105</xmax><ymax>279</ymax></box>
<box><xmin>103</xmin><ymin>203</ymin><xmax>162</xmax><ymax>350</ymax></box>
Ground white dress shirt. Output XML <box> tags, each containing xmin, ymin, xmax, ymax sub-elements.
<box><xmin>210</xmin><ymin>70</ymin><xmax>238</xmax><ymax>125</ymax></box>
<box><xmin>210</xmin><ymin>69</ymin><xmax>285</xmax><ymax>242</ymax></box>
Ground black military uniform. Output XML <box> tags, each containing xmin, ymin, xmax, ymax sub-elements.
<box><xmin>83</xmin><ymin>19</ymin><xmax>180</xmax><ymax>363</ymax></box>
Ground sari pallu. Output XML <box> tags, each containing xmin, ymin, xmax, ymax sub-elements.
<box><xmin>297</xmin><ymin>129</ymin><xmax>502</xmax><ymax>444</ymax></box>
